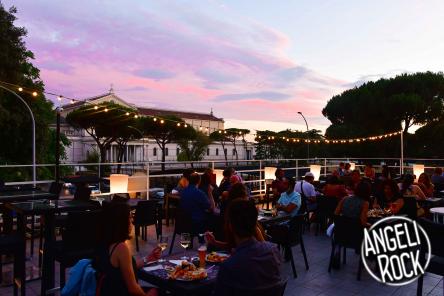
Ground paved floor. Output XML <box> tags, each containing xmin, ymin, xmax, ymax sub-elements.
<box><xmin>0</xmin><ymin>221</ymin><xmax>442</xmax><ymax>296</ymax></box>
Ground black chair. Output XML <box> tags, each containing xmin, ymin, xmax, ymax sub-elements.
<box><xmin>401</xmin><ymin>196</ymin><xmax>418</xmax><ymax>220</ymax></box>
<box><xmin>267</xmin><ymin>213</ymin><xmax>309</xmax><ymax>278</ymax></box>
<box><xmin>225</xmin><ymin>279</ymin><xmax>287</xmax><ymax>296</ymax></box>
<box><xmin>0</xmin><ymin>233</ymin><xmax>26</xmax><ymax>296</ymax></box>
<box><xmin>417</xmin><ymin>218</ymin><xmax>444</xmax><ymax>296</ymax></box>
<box><xmin>52</xmin><ymin>210</ymin><xmax>101</xmax><ymax>287</ymax></box>
<box><xmin>168</xmin><ymin>208</ymin><xmax>196</xmax><ymax>255</ymax></box>
<box><xmin>313</xmin><ymin>197</ymin><xmax>338</xmax><ymax>234</ymax></box>
<box><xmin>132</xmin><ymin>200</ymin><xmax>161</xmax><ymax>252</ymax></box>
<box><xmin>328</xmin><ymin>215</ymin><xmax>364</xmax><ymax>280</ymax></box>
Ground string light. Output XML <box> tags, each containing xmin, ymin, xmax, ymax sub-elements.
<box><xmin>104</xmin><ymin>108</ymin><xmax>108</xmax><ymax>112</ymax></box>
<box><xmin>153</xmin><ymin>118</ymin><xmax>157</xmax><ymax>122</ymax></box>
<box><xmin>18</xmin><ymin>87</ymin><xmax>23</xmax><ymax>92</ymax></box>
<box><xmin>70</xmin><ymin>99</ymin><xmax>75</xmax><ymax>104</ymax></box>
<box><xmin>125</xmin><ymin>112</ymin><xmax>129</xmax><ymax>115</ymax></box>
<box><xmin>94</xmin><ymin>106</ymin><xmax>98</xmax><ymax>110</ymax></box>
<box><xmin>184</xmin><ymin>124</ymin><xmax>188</xmax><ymax>127</ymax></box>
<box><xmin>57</xmin><ymin>96</ymin><xmax>62</xmax><ymax>101</ymax></box>
<box><xmin>134</xmin><ymin>114</ymin><xmax>138</xmax><ymax>118</ymax></box>
<box><xmin>160</xmin><ymin>119</ymin><xmax>164</xmax><ymax>124</ymax></box>
<box><xmin>32</xmin><ymin>91</ymin><xmax>38</xmax><ymax>97</ymax></box>
<box><xmin>177</xmin><ymin>123</ymin><xmax>181</xmax><ymax>127</ymax></box>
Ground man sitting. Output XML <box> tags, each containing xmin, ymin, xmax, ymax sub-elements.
<box><xmin>276</xmin><ymin>178</ymin><xmax>301</xmax><ymax>217</ymax></box>
<box><xmin>180</xmin><ymin>173</ymin><xmax>215</xmax><ymax>236</ymax></box>
<box><xmin>215</xmin><ymin>200</ymin><xmax>282</xmax><ymax>294</ymax></box>
<box><xmin>295</xmin><ymin>172</ymin><xmax>318</xmax><ymax>212</ymax></box>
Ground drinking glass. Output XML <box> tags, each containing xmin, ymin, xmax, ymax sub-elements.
<box><xmin>180</xmin><ymin>233</ymin><xmax>191</xmax><ymax>260</ymax></box>
<box><xmin>97</xmin><ymin>197</ymin><xmax>105</xmax><ymax>206</ymax></box>
<box><xmin>157</xmin><ymin>235</ymin><xmax>168</xmax><ymax>263</ymax></box>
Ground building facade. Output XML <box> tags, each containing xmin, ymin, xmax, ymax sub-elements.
<box><xmin>58</xmin><ymin>91</ymin><xmax>255</xmax><ymax>163</ymax></box>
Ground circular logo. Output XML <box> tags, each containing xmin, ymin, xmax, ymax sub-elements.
<box><xmin>361</xmin><ymin>216</ymin><xmax>431</xmax><ymax>286</ymax></box>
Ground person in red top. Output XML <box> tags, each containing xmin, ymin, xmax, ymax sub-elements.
<box><xmin>323</xmin><ymin>175</ymin><xmax>347</xmax><ymax>200</ymax></box>
<box><xmin>271</xmin><ymin>168</ymin><xmax>288</xmax><ymax>201</ymax></box>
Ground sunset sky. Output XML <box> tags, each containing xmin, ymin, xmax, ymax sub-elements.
<box><xmin>5</xmin><ymin>0</ymin><xmax>444</xmax><ymax>133</ymax></box>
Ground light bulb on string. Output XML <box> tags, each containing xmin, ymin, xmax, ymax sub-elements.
<box><xmin>160</xmin><ymin>119</ymin><xmax>164</xmax><ymax>124</ymax></box>
<box><xmin>94</xmin><ymin>106</ymin><xmax>98</xmax><ymax>110</ymax></box>
<box><xmin>104</xmin><ymin>108</ymin><xmax>108</xmax><ymax>112</ymax></box>
<box><xmin>57</xmin><ymin>96</ymin><xmax>62</xmax><ymax>101</ymax></box>
<box><xmin>70</xmin><ymin>99</ymin><xmax>75</xmax><ymax>104</ymax></box>
<box><xmin>32</xmin><ymin>91</ymin><xmax>38</xmax><ymax>97</ymax></box>
<box><xmin>134</xmin><ymin>115</ymin><xmax>138</xmax><ymax>119</ymax></box>
<box><xmin>18</xmin><ymin>87</ymin><xmax>23</xmax><ymax>92</ymax></box>
<box><xmin>153</xmin><ymin>118</ymin><xmax>157</xmax><ymax>122</ymax></box>
<box><xmin>125</xmin><ymin>112</ymin><xmax>129</xmax><ymax>116</ymax></box>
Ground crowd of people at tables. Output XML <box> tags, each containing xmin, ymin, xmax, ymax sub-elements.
<box><xmin>86</xmin><ymin>163</ymin><xmax>444</xmax><ymax>295</ymax></box>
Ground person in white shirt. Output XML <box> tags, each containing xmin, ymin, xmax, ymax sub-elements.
<box><xmin>295</xmin><ymin>172</ymin><xmax>317</xmax><ymax>211</ymax></box>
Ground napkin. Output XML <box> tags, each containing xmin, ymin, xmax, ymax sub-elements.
<box><xmin>169</xmin><ymin>260</ymin><xmax>184</xmax><ymax>266</ymax></box>
<box><xmin>143</xmin><ymin>265</ymin><xmax>163</xmax><ymax>272</ymax></box>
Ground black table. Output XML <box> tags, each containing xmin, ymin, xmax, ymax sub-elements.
<box><xmin>0</xmin><ymin>190</ymin><xmax>57</xmax><ymax>203</ymax></box>
<box><xmin>138</xmin><ymin>255</ymin><xmax>219</xmax><ymax>296</ymax></box>
<box><xmin>6</xmin><ymin>200</ymin><xmax>100</xmax><ymax>295</ymax></box>
<box><xmin>258</xmin><ymin>210</ymin><xmax>292</xmax><ymax>228</ymax></box>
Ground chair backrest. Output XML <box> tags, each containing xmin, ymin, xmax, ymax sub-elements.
<box><xmin>418</xmin><ymin>218</ymin><xmax>444</xmax><ymax>258</ymax></box>
<box><xmin>133</xmin><ymin>200</ymin><xmax>159</xmax><ymax>225</ymax></box>
<box><xmin>316</xmin><ymin>197</ymin><xmax>338</xmax><ymax>217</ymax></box>
<box><xmin>268</xmin><ymin>214</ymin><xmax>304</xmax><ymax>246</ymax></box>
<box><xmin>62</xmin><ymin>210</ymin><xmax>101</xmax><ymax>251</ymax></box>
<box><xmin>400</xmin><ymin>196</ymin><xmax>417</xmax><ymax>220</ymax></box>
<box><xmin>174</xmin><ymin>208</ymin><xmax>194</xmax><ymax>235</ymax></box>
<box><xmin>49</xmin><ymin>182</ymin><xmax>64</xmax><ymax>198</ymax></box>
<box><xmin>227</xmin><ymin>279</ymin><xmax>287</xmax><ymax>296</ymax></box>
<box><xmin>74</xmin><ymin>186</ymin><xmax>92</xmax><ymax>201</ymax></box>
<box><xmin>333</xmin><ymin>215</ymin><xmax>364</xmax><ymax>250</ymax></box>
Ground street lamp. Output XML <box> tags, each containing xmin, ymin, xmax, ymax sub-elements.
<box><xmin>127</xmin><ymin>126</ymin><xmax>145</xmax><ymax>163</ymax></box>
<box><xmin>297</xmin><ymin>111</ymin><xmax>310</xmax><ymax>160</ymax></box>
<box><xmin>400</xmin><ymin>120</ymin><xmax>405</xmax><ymax>176</ymax></box>
<box><xmin>0</xmin><ymin>85</ymin><xmax>36</xmax><ymax>187</ymax></box>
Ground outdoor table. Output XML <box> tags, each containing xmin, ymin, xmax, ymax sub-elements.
<box><xmin>258</xmin><ymin>210</ymin><xmax>292</xmax><ymax>228</ymax></box>
<box><xmin>138</xmin><ymin>255</ymin><xmax>219</xmax><ymax>296</ymax></box>
<box><xmin>6</xmin><ymin>199</ymin><xmax>100</xmax><ymax>295</ymax></box>
<box><xmin>0</xmin><ymin>189</ymin><xmax>57</xmax><ymax>203</ymax></box>
<box><xmin>418</xmin><ymin>197</ymin><xmax>444</xmax><ymax>208</ymax></box>
<box><xmin>430</xmin><ymin>207</ymin><xmax>444</xmax><ymax>223</ymax></box>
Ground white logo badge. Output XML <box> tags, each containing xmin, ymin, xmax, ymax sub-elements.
<box><xmin>361</xmin><ymin>216</ymin><xmax>431</xmax><ymax>286</ymax></box>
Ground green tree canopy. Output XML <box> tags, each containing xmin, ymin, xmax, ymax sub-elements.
<box><xmin>0</xmin><ymin>4</ymin><xmax>56</xmax><ymax>167</ymax></box>
<box><xmin>65</xmin><ymin>102</ymin><xmax>136</xmax><ymax>164</ymax></box>
<box><xmin>322</xmin><ymin>72</ymin><xmax>444</xmax><ymax>138</ymax></box>
<box><xmin>177</xmin><ymin>130</ymin><xmax>211</xmax><ymax>165</ymax></box>
<box><xmin>210</xmin><ymin>130</ymin><xmax>230</xmax><ymax>163</ymax></box>
<box><xmin>140</xmin><ymin>115</ymin><xmax>192</xmax><ymax>171</ymax></box>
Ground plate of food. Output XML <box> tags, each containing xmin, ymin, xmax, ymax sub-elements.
<box><xmin>206</xmin><ymin>252</ymin><xmax>229</xmax><ymax>263</ymax></box>
<box><xmin>168</xmin><ymin>261</ymin><xmax>207</xmax><ymax>281</ymax></box>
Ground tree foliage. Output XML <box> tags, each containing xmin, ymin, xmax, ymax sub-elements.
<box><xmin>0</xmin><ymin>4</ymin><xmax>71</xmax><ymax>181</ymax></box>
<box><xmin>177</xmin><ymin>130</ymin><xmax>211</xmax><ymax>164</ymax></box>
<box><xmin>140</xmin><ymin>115</ymin><xmax>192</xmax><ymax>171</ymax></box>
<box><xmin>323</xmin><ymin>72</ymin><xmax>444</xmax><ymax>138</ymax></box>
<box><xmin>210</xmin><ymin>130</ymin><xmax>230</xmax><ymax>163</ymax></box>
<box><xmin>65</xmin><ymin>102</ymin><xmax>136</xmax><ymax>165</ymax></box>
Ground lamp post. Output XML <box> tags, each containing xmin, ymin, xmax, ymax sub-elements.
<box><xmin>297</xmin><ymin>111</ymin><xmax>310</xmax><ymax>160</ymax></box>
<box><xmin>127</xmin><ymin>126</ymin><xmax>145</xmax><ymax>163</ymax></box>
<box><xmin>0</xmin><ymin>85</ymin><xmax>36</xmax><ymax>187</ymax></box>
<box><xmin>400</xmin><ymin>120</ymin><xmax>405</xmax><ymax>176</ymax></box>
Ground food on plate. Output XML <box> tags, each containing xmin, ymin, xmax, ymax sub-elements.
<box><xmin>206</xmin><ymin>252</ymin><xmax>229</xmax><ymax>263</ymax></box>
<box><xmin>168</xmin><ymin>261</ymin><xmax>207</xmax><ymax>281</ymax></box>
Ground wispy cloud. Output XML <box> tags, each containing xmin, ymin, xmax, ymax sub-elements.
<box><xmin>7</xmin><ymin>0</ymin><xmax>348</xmax><ymax>131</ymax></box>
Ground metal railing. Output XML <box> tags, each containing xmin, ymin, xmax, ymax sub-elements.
<box><xmin>2</xmin><ymin>157</ymin><xmax>444</xmax><ymax>197</ymax></box>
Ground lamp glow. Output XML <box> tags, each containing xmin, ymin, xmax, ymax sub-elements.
<box><xmin>310</xmin><ymin>165</ymin><xmax>321</xmax><ymax>181</ymax></box>
<box><xmin>264</xmin><ymin>167</ymin><xmax>277</xmax><ymax>181</ymax></box>
<box><xmin>214</xmin><ymin>169</ymin><xmax>224</xmax><ymax>185</ymax></box>
<box><xmin>413</xmin><ymin>164</ymin><xmax>424</xmax><ymax>179</ymax></box>
<box><xmin>349</xmin><ymin>162</ymin><xmax>356</xmax><ymax>170</ymax></box>
<box><xmin>110</xmin><ymin>174</ymin><xmax>129</xmax><ymax>194</ymax></box>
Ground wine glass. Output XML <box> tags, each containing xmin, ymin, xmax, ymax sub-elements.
<box><xmin>157</xmin><ymin>235</ymin><xmax>168</xmax><ymax>263</ymax></box>
<box><xmin>180</xmin><ymin>233</ymin><xmax>191</xmax><ymax>260</ymax></box>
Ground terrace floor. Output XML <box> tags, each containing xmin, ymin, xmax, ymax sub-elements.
<box><xmin>0</xmin><ymin>220</ymin><xmax>442</xmax><ymax>296</ymax></box>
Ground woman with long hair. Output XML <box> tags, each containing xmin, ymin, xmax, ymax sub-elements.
<box><xmin>399</xmin><ymin>174</ymin><xmax>426</xmax><ymax>200</ymax></box>
<box><xmin>417</xmin><ymin>173</ymin><xmax>434</xmax><ymax>197</ymax></box>
<box><xmin>94</xmin><ymin>203</ymin><xmax>160</xmax><ymax>296</ymax></box>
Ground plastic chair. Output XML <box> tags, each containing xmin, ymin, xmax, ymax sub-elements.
<box><xmin>267</xmin><ymin>213</ymin><xmax>309</xmax><ymax>278</ymax></box>
<box><xmin>0</xmin><ymin>233</ymin><xmax>26</xmax><ymax>296</ymax></box>
<box><xmin>132</xmin><ymin>200</ymin><xmax>161</xmax><ymax>252</ymax></box>
<box><xmin>51</xmin><ymin>210</ymin><xmax>101</xmax><ymax>287</ymax></box>
<box><xmin>328</xmin><ymin>215</ymin><xmax>364</xmax><ymax>280</ymax></box>
<box><xmin>417</xmin><ymin>218</ymin><xmax>444</xmax><ymax>296</ymax></box>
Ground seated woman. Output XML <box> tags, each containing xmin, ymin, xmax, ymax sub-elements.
<box><xmin>335</xmin><ymin>181</ymin><xmax>371</xmax><ymax>227</ymax></box>
<box><xmin>364</xmin><ymin>164</ymin><xmax>376</xmax><ymax>181</ymax></box>
<box><xmin>416</xmin><ymin>173</ymin><xmax>434</xmax><ymax>198</ymax></box>
<box><xmin>206</xmin><ymin>183</ymin><xmax>264</xmax><ymax>251</ymax></box>
<box><xmin>276</xmin><ymin>178</ymin><xmax>301</xmax><ymax>216</ymax></box>
<box><xmin>373</xmin><ymin>180</ymin><xmax>404</xmax><ymax>214</ymax></box>
<box><xmin>323</xmin><ymin>175</ymin><xmax>347</xmax><ymax>200</ymax></box>
<box><xmin>94</xmin><ymin>202</ymin><xmax>160</xmax><ymax>296</ymax></box>
<box><xmin>398</xmin><ymin>174</ymin><xmax>426</xmax><ymax>200</ymax></box>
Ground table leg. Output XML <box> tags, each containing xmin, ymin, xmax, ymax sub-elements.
<box><xmin>41</xmin><ymin>213</ymin><xmax>55</xmax><ymax>296</ymax></box>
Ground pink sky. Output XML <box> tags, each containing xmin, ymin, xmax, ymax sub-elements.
<box><xmin>6</xmin><ymin>0</ymin><xmax>352</xmax><ymax>132</ymax></box>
